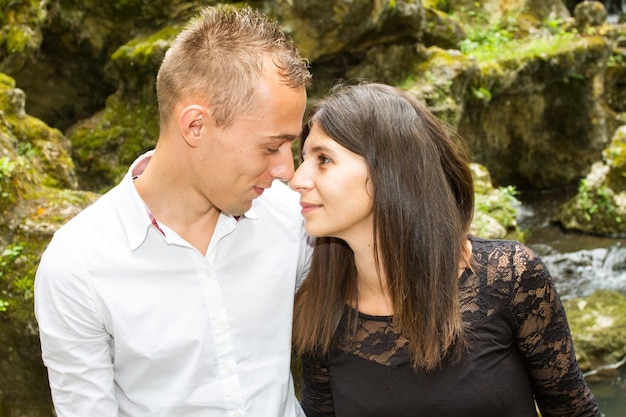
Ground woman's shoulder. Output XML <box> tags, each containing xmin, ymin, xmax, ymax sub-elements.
<box><xmin>465</xmin><ymin>235</ymin><xmax>550</xmax><ymax>299</ymax></box>
<box><xmin>468</xmin><ymin>235</ymin><xmax>529</xmax><ymax>255</ymax></box>
<box><xmin>468</xmin><ymin>235</ymin><xmax>541</xmax><ymax>270</ymax></box>
<box><xmin>460</xmin><ymin>238</ymin><xmax>512</xmax><ymax>326</ymax></box>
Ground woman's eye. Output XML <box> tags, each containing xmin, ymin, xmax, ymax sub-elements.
<box><xmin>318</xmin><ymin>155</ymin><xmax>331</xmax><ymax>164</ymax></box>
<box><xmin>266</xmin><ymin>147</ymin><xmax>279</xmax><ymax>154</ymax></box>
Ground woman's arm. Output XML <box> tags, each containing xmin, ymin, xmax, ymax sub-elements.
<box><xmin>300</xmin><ymin>353</ymin><xmax>335</xmax><ymax>417</ymax></box>
<box><xmin>511</xmin><ymin>243</ymin><xmax>601</xmax><ymax>417</ymax></box>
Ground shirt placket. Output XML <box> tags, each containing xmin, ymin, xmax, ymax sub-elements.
<box><xmin>201</xmin><ymin>217</ymin><xmax>246</xmax><ymax>417</ymax></box>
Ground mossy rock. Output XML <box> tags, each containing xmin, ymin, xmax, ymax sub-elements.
<box><xmin>0</xmin><ymin>185</ymin><xmax>98</xmax><ymax>416</ymax></box>
<box><xmin>563</xmin><ymin>289</ymin><xmax>626</xmax><ymax>374</ymax></box>
<box><xmin>0</xmin><ymin>72</ymin><xmax>78</xmax><ymax>216</ymax></box>
<box><xmin>557</xmin><ymin>177</ymin><xmax>626</xmax><ymax>237</ymax></box>
<box><xmin>557</xmin><ymin>126</ymin><xmax>626</xmax><ymax>237</ymax></box>
<box><xmin>469</xmin><ymin>163</ymin><xmax>524</xmax><ymax>241</ymax></box>
<box><xmin>68</xmin><ymin>92</ymin><xmax>160</xmax><ymax>193</ymax></box>
<box><xmin>0</xmin><ymin>0</ymin><xmax>45</xmax><ymax>62</ymax></box>
<box><xmin>421</xmin><ymin>6</ymin><xmax>466</xmax><ymax>49</ymax></box>
<box><xmin>603</xmin><ymin>126</ymin><xmax>626</xmax><ymax>193</ymax></box>
<box><xmin>68</xmin><ymin>24</ymin><xmax>179</xmax><ymax>193</ymax></box>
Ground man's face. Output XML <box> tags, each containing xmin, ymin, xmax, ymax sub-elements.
<box><xmin>195</xmin><ymin>64</ymin><xmax>307</xmax><ymax>216</ymax></box>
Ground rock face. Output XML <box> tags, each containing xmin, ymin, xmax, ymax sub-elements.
<box><xmin>67</xmin><ymin>26</ymin><xmax>176</xmax><ymax>191</ymax></box>
<box><xmin>557</xmin><ymin>125</ymin><xmax>626</xmax><ymax>236</ymax></box>
<box><xmin>1</xmin><ymin>0</ymin><xmax>624</xmax><ymax>192</ymax></box>
<box><xmin>0</xmin><ymin>73</ymin><xmax>98</xmax><ymax>416</ymax></box>
<box><xmin>0</xmin><ymin>0</ymin><xmax>197</xmax><ymax>131</ymax></box>
<box><xmin>1</xmin><ymin>1</ymin><xmax>626</xmax><ymax>415</ymax></box>
<box><xmin>458</xmin><ymin>35</ymin><xmax>611</xmax><ymax>189</ymax></box>
<box><xmin>564</xmin><ymin>289</ymin><xmax>626</xmax><ymax>375</ymax></box>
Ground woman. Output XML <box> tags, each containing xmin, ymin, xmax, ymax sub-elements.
<box><xmin>289</xmin><ymin>82</ymin><xmax>600</xmax><ymax>417</ymax></box>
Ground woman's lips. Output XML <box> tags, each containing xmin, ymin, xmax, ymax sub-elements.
<box><xmin>299</xmin><ymin>202</ymin><xmax>321</xmax><ymax>215</ymax></box>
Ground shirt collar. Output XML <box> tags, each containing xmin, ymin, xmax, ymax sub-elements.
<box><xmin>117</xmin><ymin>170</ymin><xmax>155</xmax><ymax>251</ymax></box>
<box><xmin>116</xmin><ymin>150</ymin><xmax>259</xmax><ymax>251</ymax></box>
<box><xmin>113</xmin><ymin>151</ymin><xmax>155</xmax><ymax>251</ymax></box>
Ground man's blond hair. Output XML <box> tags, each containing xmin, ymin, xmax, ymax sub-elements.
<box><xmin>156</xmin><ymin>5</ymin><xmax>311</xmax><ymax>128</ymax></box>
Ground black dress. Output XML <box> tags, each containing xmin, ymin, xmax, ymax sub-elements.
<box><xmin>300</xmin><ymin>236</ymin><xmax>601</xmax><ymax>417</ymax></box>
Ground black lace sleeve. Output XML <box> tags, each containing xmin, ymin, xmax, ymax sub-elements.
<box><xmin>508</xmin><ymin>242</ymin><xmax>600</xmax><ymax>417</ymax></box>
<box><xmin>300</xmin><ymin>353</ymin><xmax>335</xmax><ymax>417</ymax></box>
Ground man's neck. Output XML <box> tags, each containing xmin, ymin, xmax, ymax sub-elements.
<box><xmin>133</xmin><ymin>151</ymin><xmax>220</xmax><ymax>255</ymax></box>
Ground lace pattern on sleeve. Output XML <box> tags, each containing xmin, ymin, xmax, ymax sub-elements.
<box><xmin>301</xmin><ymin>352</ymin><xmax>336</xmax><ymax>417</ymax></box>
<box><xmin>461</xmin><ymin>237</ymin><xmax>600</xmax><ymax>417</ymax></box>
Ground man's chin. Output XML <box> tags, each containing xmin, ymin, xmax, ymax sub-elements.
<box><xmin>224</xmin><ymin>202</ymin><xmax>252</xmax><ymax>218</ymax></box>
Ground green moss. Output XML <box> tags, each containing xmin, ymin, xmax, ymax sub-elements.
<box><xmin>469</xmin><ymin>164</ymin><xmax>524</xmax><ymax>240</ymax></box>
<box><xmin>67</xmin><ymin>24</ymin><xmax>189</xmax><ymax>192</ymax></box>
<box><xmin>29</xmin><ymin>186</ymin><xmax>99</xmax><ymax>221</ymax></box>
<box><xmin>0</xmin><ymin>239</ymin><xmax>43</xmax><ymax>319</ymax></box>
<box><xmin>479</xmin><ymin>185</ymin><xmax>519</xmax><ymax>223</ymax></box>
<box><xmin>111</xmin><ymin>25</ymin><xmax>180</xmax><ymax>68</ymax></box>
<box><xmin>0</xmin><ymin>72</ymin><xmax>16</xmax><ymax>88</ymax></box>
<box><xmin>558</xmin><ymin>179</ymin><xmax>626</xmax><ymax>235</ymax></box>
<box><xmin>395</xmin><ymin>49</ymin><xmax>475</xmax><ymax>123</ymax></box>
<box><xmin>463</xmin><ymin>30</ymin><xmax>580</xmax><ymax>62</ymax></box>
<box><xmin>0</xmin><ymin>0</ymin><xmax>45</xmax><ymax>57</ymax></box>
<box><xmin>3</xmin><ymin>113</ymin><xmax>75</xmax><ymax>190</ymax></box>
<box><xmin>603</xmin><ymin>134</ymin><xmax>626</xmax><ymax>192</ymax></box>
<box><xmin>422</xmin><ymin>0</ymin><xmax>450</xmax><ymax>12</ymax></box>
<box><xmin>472</xmin><ymin>186</ymin><xmax>524</xmax><ymax>240</ymax></box>
<box><xmin>0</xmin><ymin>232</ymin><xmax>60</xmax><ymax>412</ymax></box>
<box><xmin>4</xmin><ymin>24</ymin><xmax>36</xmax><ymax>54</ymax></box>
<box><xmin>0</xmin><ymin>154</ymin><xmax>37</xmax><ymax>213</ymax></box>
<box><xmin>0</xmin><ymin>183</ymin><xmax>98</xmax><ymax>314</ymax></box>
<box><xmin>607</xmin><ymin>52</ymin><xmax>625</xmax><ymax>69</ymax></box>
<box><xmin>564</xmin><ymin>290</ymin><xmax>626</xmax><ymax>371</ymax></box>
<box><xmin>69</xmin><ymin>92</ymin><xmax>160</xmax><ymax>192</ymax></box>
<box><xmin>0</xmin><ymin>70</ymin><xmax>77</xmax><ymax>192</ymax></box>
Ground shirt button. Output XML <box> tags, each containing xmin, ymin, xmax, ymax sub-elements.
<box><xmin>203</xmin><ymin>269</ymin><xmax>211</xmax><ymax>277</ymax></box>
<box><xmin>234</xmin><ymin>413</ymin><xmax>242</xmax><ymax>417</ymax></box>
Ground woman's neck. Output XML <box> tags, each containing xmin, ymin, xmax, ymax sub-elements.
<box><xmin>351</xmin><ymin>242</ymin><xmax>393</xmax><ymax>316</ymax></box>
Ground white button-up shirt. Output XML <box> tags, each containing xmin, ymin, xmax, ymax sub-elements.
<box><xmin>35</xmin><ymin>154</ymin><xmax>312</xmax><ymax>417</ymax></box>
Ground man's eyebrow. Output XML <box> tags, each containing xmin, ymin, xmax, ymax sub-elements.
<box><xmin>269</xmin><ymin>133</ymin><xmax>300</xmax><ymax>142</ymax></box>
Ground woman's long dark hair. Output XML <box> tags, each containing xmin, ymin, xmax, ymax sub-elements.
<box><xmin>293</xmin><ymin>82</ymin><xmax>475</xmax><ymax>371</ymax></box>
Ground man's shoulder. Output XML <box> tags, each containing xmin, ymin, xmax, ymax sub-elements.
<box><xmin>50</xmin><ymin>185</ymin><xmax>123</xmax><ymax>245</ymax></box>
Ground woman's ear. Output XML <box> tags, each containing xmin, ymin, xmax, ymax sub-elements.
<box><xmin>179</xmin><ymin>104</ymin><xmax>206</xmax><ymax>147</ymax></box>
<box><xmin>366</xmin><ymin>175</ymin><xmax>375</xmax><ymax>200</ymax></box>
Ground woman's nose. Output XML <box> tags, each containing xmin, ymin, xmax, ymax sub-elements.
<box><xmin>289</xmin><ymin>162</ymin><xmax>312</xmax><ymax>192</ymax></box>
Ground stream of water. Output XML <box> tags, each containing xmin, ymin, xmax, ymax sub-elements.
<box><xmin>605</xmin><ymin>0</ymin><xmax>626</xmax><ymax>23</ymax></box>
<box><xmin>517</xmin><ymin>189</ymin><xmax>626</xmax><ymax>416</ymax></box>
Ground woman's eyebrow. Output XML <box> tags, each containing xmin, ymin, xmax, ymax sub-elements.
<box><xmin>308</xmin><ymin>145</ymin><xmax>334</xmax><ymax>154</ymax></box>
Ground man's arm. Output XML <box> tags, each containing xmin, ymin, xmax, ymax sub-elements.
<box><xmin>295</xmin><ymin>222</ymin><xmax>314</xmax><ymax>291</ymax></box>
<box><xmin>34</xmin><ymin>240</ymin><xmax>118</xmax><ymax>416</ymax></box>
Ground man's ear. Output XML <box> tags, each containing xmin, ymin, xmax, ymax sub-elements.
<box><xmin>180</xmin><ymin>104</ymin><xmax>206</xmax><ymax>147</ymax></box>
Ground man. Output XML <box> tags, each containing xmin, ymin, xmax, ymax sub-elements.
<box><xmin>34</xmin><ymin>6</ymin><xmax>312</xmax><ymax>417</ymax></box>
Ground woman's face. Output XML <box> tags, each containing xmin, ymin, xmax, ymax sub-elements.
<box><xmin>289</xmin><ymin>123</ymin><xmax>374</xmax><ymax>243</ymax></box>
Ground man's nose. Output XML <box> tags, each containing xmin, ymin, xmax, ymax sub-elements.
<box><xmin>270</xmin><ymin>145</ymin><xmax>295</xmax><ymax>181</ymax></box>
